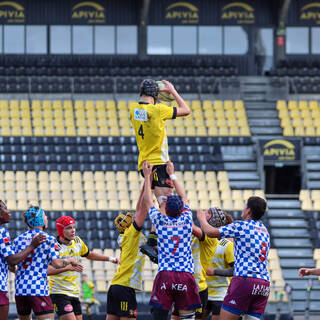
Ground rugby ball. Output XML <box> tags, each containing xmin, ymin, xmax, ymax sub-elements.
<box><xmin>156</xmin><ymin>80</ymin><xmax>175</xmax><ymax>102</ymax></box>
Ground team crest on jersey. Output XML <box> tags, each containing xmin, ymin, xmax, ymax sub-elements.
<box><xmin>3</xmin><ymin>237</ymin><xmax>10</xmax><ymax>246</ymax></box>
<box><xmin>134</xmin><ymin>108</ymin><xmax>148</xmax><ymax>121</ymax></box>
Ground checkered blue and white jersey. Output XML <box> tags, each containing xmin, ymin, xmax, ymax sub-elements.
<box><xmin>218</xmin><ymin>220</ymin><xmax>270</xmax><ymax>281</ymax></box>
<box><xmin>13</xmin><ymin>229</ymin><xmax>60</xmax><ymax>296</ymax></box>
<box><xmin>0</xmin><ymin>227</ymin><xmax>14</xmax><ymax>292</ymax></box>
<box><xmin>149</xmin><ymin>205</ymin><xmax>193</xmax><ymax>273</ymax></box>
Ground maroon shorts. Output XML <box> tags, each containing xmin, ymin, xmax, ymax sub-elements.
<box><xmin>0</xmin><ymin>291</ymin><xmax>9</xmax><ymax>306</ymax></box>
<box><xmin>222</xmin><ymin>276</ymin><xmax>270</xmax><ymax>317</ymax></box>
<box><xmin>150</xmin><ymin>271</ymin><xmax>201</xmax><ymax>311</ymax></box>
<box><xmin>15</xmin><ymin>295</ymin><xmax>54</xmax><ymax>316</ymax></box>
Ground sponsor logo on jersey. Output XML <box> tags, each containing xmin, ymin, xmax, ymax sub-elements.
<box><xmin>134</xmin><ymin>109</ymin><xmax>148</xmax><ymax>121</ymax></box>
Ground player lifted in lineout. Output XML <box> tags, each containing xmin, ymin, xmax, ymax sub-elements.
<box><xmin>130</xmin><ymin>79</ymin><xmax>190</xmax><ymax>201</ymax></box>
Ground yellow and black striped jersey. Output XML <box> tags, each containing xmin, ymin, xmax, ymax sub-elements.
<box><xmin>49</xmin><ymin>236</ymin><xmax>89</xmax><ymax>297</ymax></box>
<box><xmin>206</xmin><ymin>238</ymin><xmax>234</xmax><ymax>301</ymax></box>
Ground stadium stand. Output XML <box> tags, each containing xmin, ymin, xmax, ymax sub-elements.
<box><xmin>269</xmin><ymin>60</ymin><xmax>320</xmax><ymax>94</ymax></box>
<box><xmin>0</xmin><ymin>99</ymin><xmax>250</xmax><ymax>137</ymax></box>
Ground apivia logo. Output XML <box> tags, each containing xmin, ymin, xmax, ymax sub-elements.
<box><xmin>134</xmin><ymin>109</ymin><xmax>148</xmax><ymax>122</ymax></box>
<box><xmin>300</xmin><ymin>2</ymin><xmax>320</xmax><ymax>24</ymax></box>
<box><xmin>165</xmin><ymin>2</ymin><xmax>199</xmax><ymax>24</ymax></box>
<box><xmin>0</xmin><ymin>1</ymin><xmax>25</xmax><ymax>23</ymax></box>
<box><xmin>261</xmin><ymin>139</ymin><xmax>300</xmax><ymax>161</ymax></box>
<box><xmin>221</xmin><ymin>2</ymin><xmax>255</xmax><ymax>24</ymax></box>
<box><xmin>72</xmin><ymin>1</ymin><xmax>105</xmax><ymax>24</ymax></box>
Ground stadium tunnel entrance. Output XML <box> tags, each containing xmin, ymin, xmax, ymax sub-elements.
<box><xmin>264</xmin><ymin>165</ymin><xmax>301</xmax><ymax>194</ymax></box>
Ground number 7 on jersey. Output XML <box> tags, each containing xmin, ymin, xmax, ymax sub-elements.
<box><xmin>170</xmin><ymin>236</ymin><xmax>180</xmax><ymax>255</ymax></box>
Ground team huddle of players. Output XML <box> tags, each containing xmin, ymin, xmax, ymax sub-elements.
<box><xmin>0</xmin><ymin>79</ymin><xmax>271</xmax><ymax>320</ymax></box>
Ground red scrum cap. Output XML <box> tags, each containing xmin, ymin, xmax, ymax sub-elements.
<box><xmin>56</xmin><ymin>216</ymin><xmax>76</xmax><ymax>239</ymax></box>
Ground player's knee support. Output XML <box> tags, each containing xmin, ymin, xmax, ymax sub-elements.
<box><xmin>180</xmin><ymin>312</ymin><xmax>195</xmax><ymax>320</ymax></box>
<box><xmin>151</xmin><ymin>307</ymin><xmax>169</xmax><ymax>320</ymax></box>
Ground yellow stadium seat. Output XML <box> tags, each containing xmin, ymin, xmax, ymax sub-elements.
<box><xmin>217</xmin><ymin>171</ymin><xmax>228</xmax><ymax>182</ymax></box>
<box><xmin>312</xmin><ymin>109</ymin><xmax>320</xmax><ymax>118</ymax></box>
<box><xmin>222</xmin><ymin>199</ymin><xmax>233</xmax><ymax>211</ymax></box>
<box><xmin>144</xmin><ymin>280</ymin><xmax>154</xmax><ymax>292</ymax></box>
<box><xmin>280</xmin><ymin>117</ymin><xmax>291</xmax><ymax>128</ymax></box>
<box><xmin>203</xmin><ymin>100</ymin><xmax>212</xmax><ymax>110</ymax></box>
<box><xmin>109</xmin><ymin>199</ymin><xmax>120</xmax><ymax>210</ymax></box>
<box><xmin>6</xmin><ymin>199</ymin><xmax>16</xmax><ymax>210</ymax></box>
<box><xmin>198</xmin><ymin>190</ymin><xmax>209</xmax><ymax>201</ymax></box>
<box><xmin>305</xmin><ymin>127</ymin><xmax>315</xmax><ymax>136</ymax></box>
<box><xmin>213</xmin><ymin>100</ymin><xmax>223</xmax><ymax>110</ymax></box>
<box><xmin>303</xmin><ymin>118</ymin><xmax>313</xmax><ymax>127</ymax></box>
<box><xmin>240</xmin><ymin>126</ymin><xmax>250</xmax><ymax>136</ymax></box>
<box><xmin>298</xmin><ymin>100</ymin><xmax>308</xmax><ymax>110</ymax></box>
<box><xmin>294</xmin><ymin>126</ymin><xmax>305</xmax><ymax>136</ymax></box>
<box><xmin>220</xmin><ymin>189</ymin><xmax>232</xmax><ymax>201</ymax></box>
<box><xmin>191</xmin><ymin>100</ymin><xmax>201</xmax><ymax>110</ymax></box>
<box><xmin>232</xmin><ymin>190</ymin><xmax>243</xmax><ymax>201</ymax></box>
<box><xmin>229</xmin><ymin>126</ymin><xmax>239</xmax><ymax>136</ymax></box>
<box><xmin>219</xmin><ymin>127</ymin><xmax>228</xmax><ymax>136</ymax></box>
<box><xmin>278</xmin><ymin>108</ymin><xmax>289</xmax><ymax>118</ymax></box>
<box><xmin>224</xmin><ymin>100</ymin><xmax>233</xmax><ymax>110</ymax></box>
<box><xmin>311</xmin><ymin>190</ymin><xmax>320</xmax><ymax>201</ymax></box>
<box><xmin>16</xmin><ymin>171</ymin><xmax>26</xmax><ymax>182</ymax></box>
<box><xmin>292</xmin><ymin>118</ymin><xmax>302</xmax><ymax>127</ymax></box>
<box><xmin>216</xmin><ymin>118</ymin><xmax>226</xmax><ymax>127</ymax></box>
<box><xmin>86</xmin><ymin>200</ymin><xmax>97</xmax><ymax>210</ymax></box>
<box><xmin>299</xmin><ymin>190</ymin><xmax>310</xmax><ymax>201</ymax></box>
<box><xmin>254</xmin><ymin>190</ymin><xmax>265</xmax><ymax>198</ymax></box>
<box><xmin>283</xmin><ymin>126</ymin><xmax>294</xmax><ymax>136</ymax></box>
<box><xmin>16</xmin><ymin>181</ymin><xmax>26</xmax><ymax>191</ymax></box>
<box><xmin>207</xmin><ymin>126</ymin><xmax>218</xmax><ymax>136</ymax></box>
<box><xmin>4</xmin><ymin>172</ymin><xmax>14</xmax><ymax>181</ymax></box>
<box><xmin>1</xmin><ymin>126</ymin><xmax>10</xmax><ymax>135</ymax></box>
<box><xmin>22</xmin><ymin>127</ymin><xmax>32</xmax><ymax>136</ymax></box>
<box><xmin>288</xmin><ymin>100</ymin><xmax>297</xmax><ymax>110</ymax></box>
<box><xmin>234</xmin><ymin>100</ymin><xmax>244</xmax><ymax>109</ymax></box>
<box><xmin>313</xmin><ymin>201</ymin><xmax>320</xmax><ymax>211</ymax></box>
<box><xmin>205</xmin><ymin>171</ymin><xmax>216</xmax><ymax>182</ymax></box>
<box><xmin>301</xmin><ymin>199</ymin><xmax>313</xmax><ymax>211</ymax></box>
<box><xmin>289</xmin><ymin>108</ymin><xmax>299</xmax><ymax>118</ymax></box>
<box><xmin>63</xmin><ymin>200</ymin><xmax>73</xmax><ymax>210</ymax></box>
<box><xmin>185</xmin><ymin>126</ymin><xmax>196</xmax><ymax>136</ymax></box>
<box><xmin>195</xmin><ymin>171</ymin><xmax>205</xmax><ymax>181</ymax></box>
<box><xmin>301</xmin><ymin>109</ymin><xmax>311</xmax><ymax>119</ymax></box>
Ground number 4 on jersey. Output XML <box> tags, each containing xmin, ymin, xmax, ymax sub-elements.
<box><xmin>138</xmin><ymin>125</ymin><xmax>144</xmax><ymax>139</ymax></box>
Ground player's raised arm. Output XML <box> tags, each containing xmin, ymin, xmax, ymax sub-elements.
<box><xmin>161</xmin><ymin>80</ymin><xmax>190</xmax><ymax>117</ymax></box>
<box><xmin>142</xmin><ymin>160</ymin><xmax>155</xmax><ymax>211</ymax></box>
<box><xmin>192</xmin><ymin>223</ymin><xmax>204</xmax><ymax>240</ymax></box>
<box><xmin>166</xmin><ymin>161</ymin><xmax>188</xmax><ymax>205</ymax></box>
<box><xmin>133</xmin><ymin>163</ymin><xmax>151</xmax><ymax>229</ymax></box>
<box><xmin>197</xmin><ymin>210</ymin><xmax>221</xmax><ymax>238</ymax></box>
